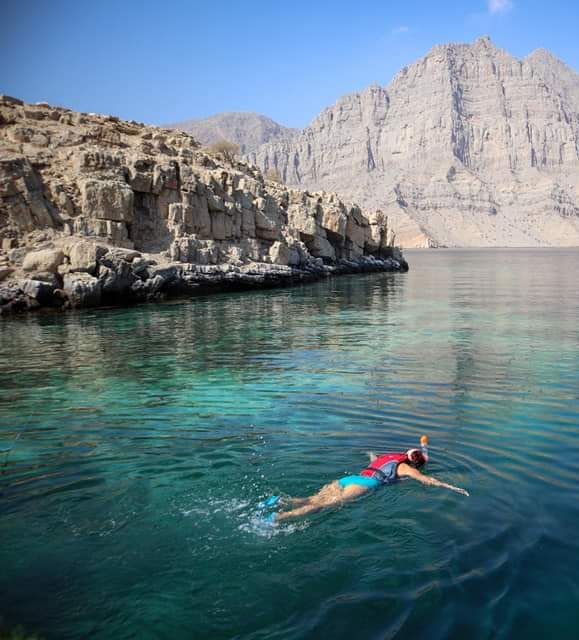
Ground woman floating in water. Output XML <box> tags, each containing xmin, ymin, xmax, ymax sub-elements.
<box><xmin>264</xmin><ymin>436</ymin><xmax>469</xmax><ymax>524</ymax></box>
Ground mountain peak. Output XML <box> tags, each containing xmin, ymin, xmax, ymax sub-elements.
<box><xmin>526</xmin><ymin>47</ymin><xmax>566</xmax><ymax>67</ymax></box>
<box><xmin>247</xmin><ymin>38</ymin><xmax>579</xmax><ymax>248</ymax></box>
<box><xmin>167</xmin><ymin>112</ymin><xmax>297</xmax><ymax>154</ymax></box>
<box><xmin>425</xmin><ymin>35</ymin><xmax>503</xmax><ymax>61</ymax></box>
<box><xmin>474</xmin><ymin>35</ymin><xmax>493</xmax><ymax>47</ymax></box>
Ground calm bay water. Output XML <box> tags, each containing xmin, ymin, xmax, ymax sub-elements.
<box><xmin>1</xmin><ymin>248</ymin><xmax>579</xmax><ymax>639</ymax></box>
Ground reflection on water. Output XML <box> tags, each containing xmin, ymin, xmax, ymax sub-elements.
<box><xmin>1</xmin><ymin>249</ymin><xmax>579</xmax><ymax>640</ymax></box>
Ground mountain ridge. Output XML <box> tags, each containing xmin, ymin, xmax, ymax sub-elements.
<box><xmin>242</xmin><ymin>37</ymin><xmax>579</xmax><ymax>246</ymax></box>
<box><xmin>197</xmin><ymin>36</ymin><xmax>579</xmax><ymax>247</ymax></box>
<box><xmin>167</xmin><ymin>112</ymin><xmax>297</xmax><ymax>154</ymax></box>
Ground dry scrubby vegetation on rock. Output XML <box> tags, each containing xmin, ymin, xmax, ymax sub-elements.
<box><xmin>0</xmin><ymin>95</ymin><xmax>407</xmax><ymax>315</ymax></box>
<box><xmin>206</xmin><ymin>139</ymin><xmax>240</xmax><ymax>164</ymax></box>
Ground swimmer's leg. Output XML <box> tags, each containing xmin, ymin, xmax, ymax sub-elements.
<box><xmin>340</xmin><ymin>484</ymin><xmax>372</xmax><ymax>503</ymax></box>
<box><xmin>275</xmin><ymin>482</ymin><xmax>370</xmax><ymax>523</ymax></box>
<box><xmin>279</xmin><ymin>482</ymin><xmax>340</xmax><ymax>508</ymax></box>
<box><xmin>286</xmin><ymin>497</ymin><xmax>310</xmax><ymax>506</ymax></box>
<box><xmin>275</xmin><ymin>501</ymin><xmax>324</xmax><ymax>522</ymax></box>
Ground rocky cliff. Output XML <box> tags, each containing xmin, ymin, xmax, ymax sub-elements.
<box><xmin>0</xmin><ymin>96</ymin><xmax>406</xmax><ymax>314</ymax></box>
<box><xmin>167</xmin><ymin>112</ymin><xmax>298</xmax><ymax>154</ymax></box>
<box><xmin>248</xmin><ymin>37</ymin><xmax>579</xmax><ymax>247</ymax></box>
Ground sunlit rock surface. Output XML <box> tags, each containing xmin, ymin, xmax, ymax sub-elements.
<box><xmin>248</xmin><ymin>37</ymin><xmax>579</xmax><ymax>247</ymax></box>
<box><xmin>0</xmin><ymin>96</ymin><xmax>406</xmax><ymax>314</ymax></box>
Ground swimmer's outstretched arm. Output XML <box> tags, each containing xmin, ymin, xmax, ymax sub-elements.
<box><xmin>397</xmin><ymin>463</ymin><xmax>470</xmax><ymax>496</ymax></box>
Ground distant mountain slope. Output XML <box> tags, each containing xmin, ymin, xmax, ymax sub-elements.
<box><xmin>525</xmin><ymin>48</ymin><xmax>579</xmax><ymax>107</ymax></box>
<box><xmin>167</xmin><ymin>112</ymin><xmax>297</xmax><ymax>154</ymax></box>
<box><xmin>245</xmin><ymin>36</ymin><xmax>579</xmax><ymax>247</ymax></box>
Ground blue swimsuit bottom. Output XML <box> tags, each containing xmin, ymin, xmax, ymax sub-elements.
<box><xmin>338</xmin><ymin>460</ymin><xmax>399</xmax><ymax>490</ymax></box>
<box><xmin>338</xmin><ymin>475</ymin><xmax>380</xmax><ymax>490</ymax></box>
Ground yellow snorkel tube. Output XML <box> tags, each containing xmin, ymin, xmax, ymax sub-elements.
<box><xmin>420</xmin><ymin>435</ymin><xmax>429</xmax><ymax>462</ymax></box>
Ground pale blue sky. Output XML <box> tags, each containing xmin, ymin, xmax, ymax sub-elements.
<box><xmin>1</xmin><ymin>1</ymin><xmax>578</xmax><ymax>128</ymax></box>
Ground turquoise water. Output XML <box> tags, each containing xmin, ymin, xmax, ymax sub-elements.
<box><xmin>1</xmin><ymin>248</ymin><xmax>579</xmax><ymax>639</ymax></box>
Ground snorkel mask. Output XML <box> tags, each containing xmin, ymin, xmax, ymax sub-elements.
<box><xmin>406</xmin><ymin>435</ymin><xmax>429</xmax><ymax>466</ymax></box>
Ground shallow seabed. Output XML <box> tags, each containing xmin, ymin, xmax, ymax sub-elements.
<box><xmin>1</xmin><ymin>248</ymin><xmax>578</xmax><ymax>640</ymax></box>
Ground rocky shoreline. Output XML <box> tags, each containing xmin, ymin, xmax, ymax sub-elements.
<box><xmin>0</xmin><ymin>247</ymin><xmax>407</xmax><ymax>315</ymax></box>
<box><xmin>0</xmin><ymin>95</ymin><xmax>408</xmax><ymax>316</ymax></box>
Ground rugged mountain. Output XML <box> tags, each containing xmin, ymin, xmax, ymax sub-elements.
<box><xmin>248</xmin><ymin>37</ymin><xmax>579</xmax><ymax>247</ymax></box>
<box><xmin>526</xmin><ymin>48</ymin><xmax>579</xmax><ymax>107</ymax></box>
<box><xmin>167</xmin><ymin>112</ymin><xmax>297</xmax><ymax>154</ymax></box>
<box><xmin>0</xmin><ymin>96</ymin><xmax>405</xmax><ymax>314</ymax></box>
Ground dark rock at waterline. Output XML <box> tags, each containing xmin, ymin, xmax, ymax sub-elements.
<box><xmin>0</xmin><ymin>252</ymin><xmax>408</xmax><ymax>315</ymax></box>
<box><xmin>22</xmin><ymin>278</ymin><xmax>61</xmax><ymax>307</ymax></box>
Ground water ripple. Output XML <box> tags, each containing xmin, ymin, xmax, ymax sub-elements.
<box><xmin>1</xmin><ymin>249</ymin><xmax>579</xmax><ymax>639</ymax></box>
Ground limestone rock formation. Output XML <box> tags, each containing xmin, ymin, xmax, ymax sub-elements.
<box><xmin>167</xmin><ymin>112</ymin><xmax>298</xmax><ymax>154</ymax></box>
<box><xmin>248</xmin><ymin>37</ymin><xmax>579</xmax><ymax>247</ymax></box>
<box><xmin>0</xmin><ymin>96</ymin><xmax>406</xmax><ymax>314</ymax></box>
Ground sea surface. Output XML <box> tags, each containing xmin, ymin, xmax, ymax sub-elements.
<box><xmin>1</xmin><ymin>248</ymin><xmax>578</xmax><ymax>640</ymax></box>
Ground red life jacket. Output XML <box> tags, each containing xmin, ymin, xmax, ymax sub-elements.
<box><xmin>360</xmin><ymin>452</ymin><xmax>409</xmax><ymax>483</ymax></box>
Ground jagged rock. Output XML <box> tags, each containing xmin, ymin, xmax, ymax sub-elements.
<box><xmin>287</xmin><ymin>240</ymin><xmax>309</xmax><ymax>267</ymax></box>
<box><xmin>128</xmin><ymin>159</ymin><xmax>154</xmax><ymax>192</ymax></box>
<box><xmin>107</xmin><ymin>247</ymin><xmax>141</xmax><ymax>262</ymax></box>
<box><xmin>308</xmin><ymin>233</ymin><xmax>336</xmax><ymax>260</ymax></box>
<box><xmin>141</xmin><ymin>275</ymin><xmax>165</xmax><ymax>296</ymax></box>
<box><xmin>131</xmin><ymin>257</ymin><xmax>154</xmax><ymax>278</ymax></box>
<box><xmin>0</xmin><ymin>285</ymin><xmax>38</xmax><ymax>314</ymax></box>
<box><xmin>152</xmin><ymin>162</ymin><xmax>179</xmax><ymax>194</ymax></box>
<box><xmin>98</xmin><ymin>261</ymin><xmax>136</xmax><ymax>298</ymax></box>
<box><xmin>22</xmin><ymin>248</ymin><xmax>64</xmax><ymax>273</ymax></box>
<box><xmin>0</xmin><ymin>157</ymin><xmax>57</xmax><ymax>231</ymax></box>
<box><xmin>72</xmin><ymin>217</ymin><xmax>131</xmax><ymax>246</ymax></box>
<box><xmin>268</xmin><ymin>241</ymin><xmax>289</xmax><ymax>265</ymax></box>
<box><xmin>63</xmin><ymin>239</ymin><xmax>109</xmax><ymax>274</ymax></box>
<box><xmin>182</xmin><ymin>192</ymin><xmax>212</xmax><ymax>236</ymax></box>
<box><xmin>1</xmin><ymin>95</ymin><xmax>24</xmax><ymax>106</ymax></box>
<box><xmin>254</xmin><ymin>210</ymin><xmax>281</xmax><ymax>241</ymax></box>
<box><xmin>22</xmin><ymin>279</ymin><xmax>58</xmax><ymax>306</ymax></box>
<box><xmin>149</xmin><ymin>264</ymin><xmax>182</xmax><ymax>284</ymax></box>
<box><xmin>210</xmin><ymin>209</ymin><xmax>234</xmax><ymax>240</ymax></box>
<box><xmin>63</xmin><ymin>273</ymin><xmax>102</xmax><ymax>307</ymax></box>
<box><xmin>0</xmin><ymin>267</ymin><xmax>14</xmax><ymax>282</ymax></box>
<box><xmin>81</xmin><ymin>179</ymin><xmax>134</xmax><ymax>222</ymax></box>
<box><xmin>25</xmin><ymin>270</ymin><xmax>61</xmax><ymax>286</ymax></box>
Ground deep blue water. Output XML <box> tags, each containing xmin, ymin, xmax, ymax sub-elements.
<box><xmin>1</xmin><ymin>248</ymin><xmax>578</xmax><ymax>639</ymax></box>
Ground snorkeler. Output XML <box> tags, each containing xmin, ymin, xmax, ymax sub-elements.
<box><xmin>266</xmin><ymin>436</ymin><xmax>469</xmax><ymax>524</ymax></box>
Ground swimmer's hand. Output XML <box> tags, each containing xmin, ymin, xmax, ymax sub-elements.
<box><xmin>428</xmin><ymin>480</ymin><xmax>470</xmax><ymax>497</ymax></box>
<box><xmin>398</xmin><ymin>463</ymin><xmax>469</xmax><ymax>496</ymax></box>
<box><xmin>422</xmin><ymin>476</ymin><xmax>470</xmax><ymax>496</ymax></box>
